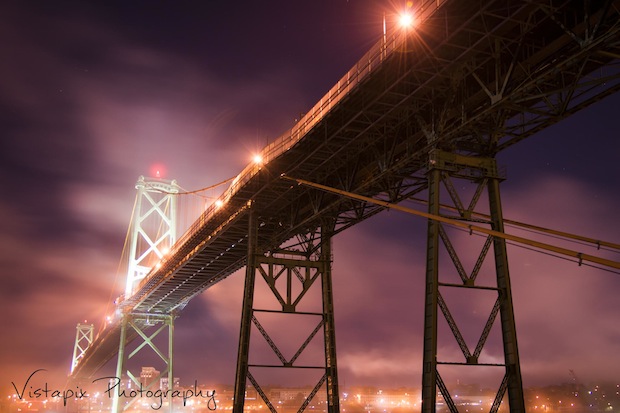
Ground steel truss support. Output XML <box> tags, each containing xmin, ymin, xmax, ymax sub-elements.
<box><xmin>421</xmin><ymin>149</ymin><xmax>525</xmax><ymax>413</ymax></box>
<box><xmin>233</xmin><ymin>209</ymin><xmax>340</xmax><ymax>413</ymax></box>
<box><xmin>71</xmin><ymin>323</ymin><xmax>94</xmax><ymax>413</ymax></box>
<box><xmin>125</xmin><ymin>176</ymin><xmax>179</xmax><ymax>298</ymax></box>
<box><xmin>111</xmin><ymin>312</ymin><xmax>175</xmax><ymax>413</ymax></box>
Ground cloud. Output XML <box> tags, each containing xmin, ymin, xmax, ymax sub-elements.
<box><xmin>500</xmin><ymin>175</ymin><xmax>619</xmax><ymax>384</ymax></box>
<box><xmin>339</xmin><ymin>349</ymin><xmax>420</xmax><ymax>380</ymax></box>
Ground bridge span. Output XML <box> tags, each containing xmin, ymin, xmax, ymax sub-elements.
<box><xmin>71</xmin><ymin>1</ymin><xmax>620</xmax><ymax>413</ymax></box>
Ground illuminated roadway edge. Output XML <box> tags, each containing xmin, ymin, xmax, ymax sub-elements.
<box><xmin>71</xmin><ymin>0</ymin><xmax>620</xmax><ymax>378</ymax></box>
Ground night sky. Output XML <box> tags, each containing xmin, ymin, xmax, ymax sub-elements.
<box><xmin>1</xmin><ymin>1</ymin><xmax>619</xmax><ymax>397</ymax></box>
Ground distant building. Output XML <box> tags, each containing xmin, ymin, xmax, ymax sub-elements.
<box><xmin>140</xmin><ymin>367</ymin><xmax>161</xmax><ymax>388</ymax></box>
<box><xmin>160</xmin><ymin>376</ymin><xmax>180</xmax><ymax>390</ymax></box>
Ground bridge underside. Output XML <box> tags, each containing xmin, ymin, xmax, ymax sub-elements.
<box><xmin>73</xmin><ymin>0</ymin><xmax>620</xmax><ymax>411</ymax></box>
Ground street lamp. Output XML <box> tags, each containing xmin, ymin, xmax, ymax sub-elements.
<box><xmin>399</xmin><ymin>12</ymin><xmax>413</xmax><ymax>28</ymax></box>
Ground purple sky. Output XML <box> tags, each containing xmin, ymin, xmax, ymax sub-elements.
<box><xmin>1</xmin><ymin>1</ymin><xmax>619</xmax><ymax>397</ymax></box>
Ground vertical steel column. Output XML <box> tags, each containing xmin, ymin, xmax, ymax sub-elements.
<box><xmin>112</xmin><ymin>315</ymin><xmax>129</xmax><ymax>413</ymax></box>
<box><xmin>126</xmin><ymin>181</ymin><xmax>144</xmax><ymax>296</ymax></box>
<box><xmin>233</xmin><ymin>209</ymin><xmax>257</xmax><ymax>413</ymax></box>
<box><xmin>167</xmin><ymin>316</ymin><xmax>175</xmax><ymax>413</ymax></box>
<box><xmin>321</xmin><ymin>226</ymin><xmax>340</xmax><ymax>413</ymax></box>
<box><xmin>488</xmin><ymin>178</ymin><xmax>526</xmax><ymax>413</ymax></box>
<box><xmin>421</xmin><ymin>167</ymin><xmax>441</xmax><ymax>413</ymax></box>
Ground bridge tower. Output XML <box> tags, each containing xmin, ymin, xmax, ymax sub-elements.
<box><xmin>112</xmin><ymin>176</ymin><xmax>179</xmax><ymax>413</ymax></box>
<box><xmin>233</xmin><ymin>208</ymin><xmax>340</xmax><ymax>413</ymax></box>
<box><xmin>125</xmin><ymin>175</ymin><xmax>179</xmax><ymax>297</ymax></box>
<box><xmin>71</xmin><ymin>322</ymin><xmax>93</xmax><ymax>373</ymax></box>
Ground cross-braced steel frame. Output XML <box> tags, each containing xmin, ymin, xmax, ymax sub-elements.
<box><xmin>71</xmin><ymin>323</ymin><xmax>94</xmax><ymax>373</ymax></box>
<box><xmin>421</xmin><ymin>149</ymin><xmax>524</xmax><ymax>413</ymax></box>
<box><xmin>233</xmin><ymin>208</ymin><xmax>340</xmax><ymax>413</ymax></box>
<box><xmin>126</xmin><ymin>176</ymin><xmax>179</xmax><ymax>298</ymax></box>
<box><xmin>111</xmin><ymin>312</ymin><xmax>175</xmax><ymax>413</ymax></box>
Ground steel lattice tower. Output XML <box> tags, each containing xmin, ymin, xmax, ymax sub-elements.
<box><xmin>233</xmin><ymin>208</ymin><xmax>340</xmax><ymax>413</ymax></box>
<box><xmin>113</xmin><ymin>176</ymin><xmax>179</xmax><ymax>413</ymax></box>
<box><xmin>125</xmin><ymin>176</ymin><xmax>179</xmax><ymax>298</ymax></box>
<box><xmin>71</xmin><ymin>323</ymin><xmax>94</xmax><ymax>373</ymax></box>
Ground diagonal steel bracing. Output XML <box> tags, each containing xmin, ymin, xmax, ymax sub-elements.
<box><xmin>126</xmin><ymin>176</ymin><xmax>179</xmax><ymax>298</ymax></box>
<box><xmin>71</xmin><ymin>323</ymin><xmax>94</xmax><ymax>374</ymax></box>
<box><xmin>422</xmin><ymin>149</ymin><xmax>525</xmax><ymax>413</ymax></box>
<box><xmin>111</xmin><ymin>313</ymin><xmax>175</xmax><ymax>413</ymax></box>
<box><xmin>233</xmin><ymin>208</ymin><xmax>340</xmax><ymax>413</ymax></box>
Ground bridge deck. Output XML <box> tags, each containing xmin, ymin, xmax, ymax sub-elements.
<box><xmin>72</xmin><ymin>0</ymin><xmax>620</xmax><ymax>378</ymax></box>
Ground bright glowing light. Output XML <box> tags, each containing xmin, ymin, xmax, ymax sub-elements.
<box><xmin>399</xmin><ymin>12</ymin><xmax>413</xmax><ymax>28</ymax></box>
<box><xmin>253</xmin><ymin>154</ymin><xmax>263</xmax><ymax>164</ymax></box>
<box><xmin>215</xmin><ymin>199</ymin><xmax>224</xmax><ymax>208</ymax></box>
<box><xmin>150</xmin><ymin>163</ymin><xmax>167</xmax><ymax>178</ymax></box>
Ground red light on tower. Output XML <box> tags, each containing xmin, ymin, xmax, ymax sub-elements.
<box><xmin>149</xmin><ymin>163</ymin><xmax>167</xmax><ymax>179</ymax></box>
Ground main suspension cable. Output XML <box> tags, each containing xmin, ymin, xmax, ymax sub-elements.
<box><xmin>282</xmin><ymin>175</ymin><xmax>620</xmax><ymax>272</ymax></box>
<box><xmin>408</xmin><ymin>197</ymin><xmax>620</xmax><ymax>253</ymax></box>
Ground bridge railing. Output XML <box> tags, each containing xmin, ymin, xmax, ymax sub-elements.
<box><xmin>246</xmin><ymin>0</ymin><xmax>448</xmax><ymax>169</ymax></box>
<box><xmin>133</xmin><ymin>0</ymin><xmax>446</xmax><ymax>299</ymax></box>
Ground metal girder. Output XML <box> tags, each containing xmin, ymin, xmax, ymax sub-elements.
<box><xmin>437</xmin><ymin>292</ymin><xmax>471</xmax><ymax>360</ymax></box>
<box><xmin>233</xmin><ymin>210</ymin><xmax>340</xmax><ymax>413</ymax></box>
<box><xmin>247</xmin><ymin>371</ymin><xmax>277</xmax><ymax>413</ymax></box>
<box><xmin>490</xmin><ymin>373</ymin><xmax>510</xmax><ymax>413</ymax></box>
<box><xmin>422</xmin><ymin>150</ymin><xmax>525</xmax><ymax>413</ymax></box>
<box><xmin>436</xmin><ymin>370</ymin><xmax>459</xmax><ymax>413</ymax></box>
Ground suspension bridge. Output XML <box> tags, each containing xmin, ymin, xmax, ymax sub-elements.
<box><xmin>68</xmin><ymin>1</ymin><xmax>620</xmax><ymax>413</ymax></box>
